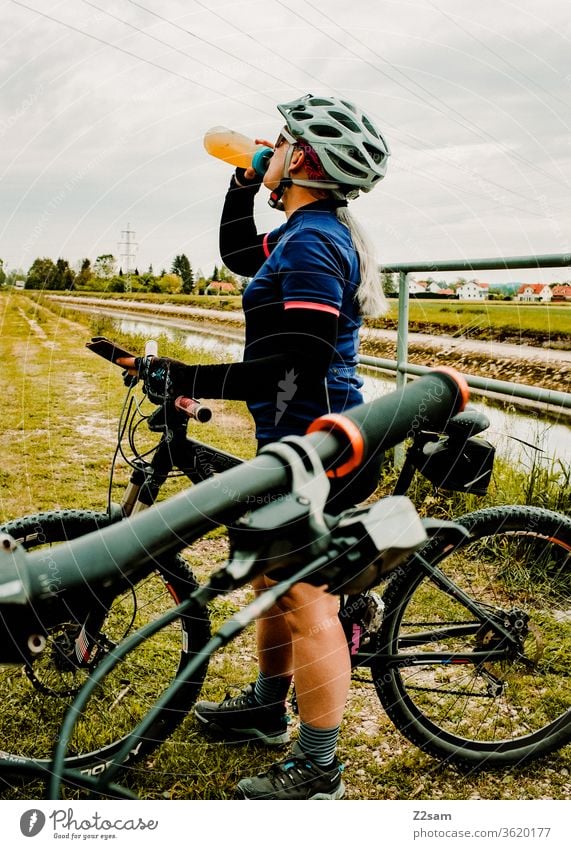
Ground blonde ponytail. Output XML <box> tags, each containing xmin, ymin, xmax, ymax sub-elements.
<box><xmin>336</xmin><ymin>206</ymin><xmax>388</xmax><ymax>318</ymax></box>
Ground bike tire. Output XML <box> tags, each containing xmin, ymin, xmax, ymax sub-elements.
<box><xmin>373</xmin><ymin>505</ymin><xmax>571</xmax><ymax>769</ymax></box>
<box><xmin>0</xmin><ymin>509</ymin><xmax>211</xmax><ymax>782</ymax></box>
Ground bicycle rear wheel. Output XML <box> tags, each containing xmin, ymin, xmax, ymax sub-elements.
<box><xmin>0</xmin><ymin>510</ymin><xmax>210</xmax><ymax>783</ymax></box>
<box><xmin>373</xmin><ymin>506</ymin><xmax>571</xmax><ymax>769</ymax></box>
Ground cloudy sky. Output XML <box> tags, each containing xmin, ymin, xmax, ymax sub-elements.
<box><xmin>1</xmin><ymin>0</ymin><xmax>569</xmax><ymax>283</ymax></box>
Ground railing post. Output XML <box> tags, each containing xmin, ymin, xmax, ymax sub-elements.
<box><xmin>394</xmin><ymin>270</ymin><xmax>410</xmax><ymax>466</ymax></box>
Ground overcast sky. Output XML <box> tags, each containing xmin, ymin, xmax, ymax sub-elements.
<box><xmin>1</xmin><ymin>0</ymin><xmax>570</xmax><ymax>284</ymax></box>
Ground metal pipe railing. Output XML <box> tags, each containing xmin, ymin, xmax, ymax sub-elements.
<box><xmin>379</xmin><ymin>252</ymin><xmax>571</xmax><ymax>460</ymax></box>
<box><xmin>358</xmin><ymin>355</ymin><xmax>571</xmax><ymax>411</ymax></box>
<box><xmin>381</xmin><ymin>252</ymin><xmax>571</xmax><ymax>274</ymax></box>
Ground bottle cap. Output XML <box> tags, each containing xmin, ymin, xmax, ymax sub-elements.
<box><xmin>251</xmin><ymin>146</ymin><xmax>273</xmax><ymax>177</ymax></box>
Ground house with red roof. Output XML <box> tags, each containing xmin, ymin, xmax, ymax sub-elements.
<box><xmin>205</xmin><ymin>280</ymin><xmax>239</xmax><ymax>295</ymax></box>
<box><xmin>551</xmin><ymin>284</ymin><xmax>571</xmax><ymax>301</ymax></box>
<box><xmin>516</xmin><ymin>284</ymin><xmax>552</xmax><ymax>302</ymax></box>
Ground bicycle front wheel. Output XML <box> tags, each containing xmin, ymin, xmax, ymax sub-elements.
<box><xmin>374</xmin><ymin>505</ymin><xmax>571</xmax><ymax>769</ymax></box>
<box><xmin>0</xmin><ymin>510</ymin><xmax>211</xmax><ymax>782</ymax></box>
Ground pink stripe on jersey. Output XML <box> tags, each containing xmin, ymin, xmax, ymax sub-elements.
<box><xmin>284</xmin><ymin>300</ymin><xmax>340</xmax><ymax>316</ymax></box>
<box><xmin>262</xmin><ymin>233</ymin><xmax>271</xmax><ymax>258</ymax></box>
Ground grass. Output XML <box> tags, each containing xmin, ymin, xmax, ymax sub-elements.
<box><xmin>0</xmin><ymin>291</ymin><xmax>569</xmax><ymax>800</ymax></box>
<box><xmin>375</xmin><ymin>299</ymin><xmax>571</xmax><ymax>346</ymax></box>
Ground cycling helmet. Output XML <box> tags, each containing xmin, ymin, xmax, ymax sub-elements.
<box><xmin>277</xmin><ymin>94</ymin><xmax>390</xmax><ymax>195</ymax></box>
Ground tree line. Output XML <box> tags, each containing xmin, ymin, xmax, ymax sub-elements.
<box><xmin>0</xmin><ymin>254</ymin><xmax>246</xmax><ymax>295</ymax></box>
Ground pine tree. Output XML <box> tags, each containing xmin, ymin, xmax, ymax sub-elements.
<box><xmin>171</xmin><ymin>254</ymin><xmax>194</xmax><ymax>294</ymax></box>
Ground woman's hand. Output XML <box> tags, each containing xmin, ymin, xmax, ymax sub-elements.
<box><xmin>116</xmin><ymin>355</ymin><xmax>183</xmax><ymax>403</ymax></box>
<box><xmin>238</xmin><ymin>137</ymin><xmax>274</xmax><ymax>183</ymax></box>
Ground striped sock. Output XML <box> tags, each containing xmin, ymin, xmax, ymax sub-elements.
<box><xmin>298</xmin><ymin>721</ymin><xmax>340</xmax><ymax>768</ymax></box>
<box><xmin>253</xmin><ymin>671</ymin><xmax>292</xmax><ymax>709</ymax></box>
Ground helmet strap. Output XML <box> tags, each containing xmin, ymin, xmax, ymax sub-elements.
<box><xmin>267</xmin><ymin>143</ymin><xmax>341</xmax><ymax>209</ymax></box>
<box><xmin>267</xmin><ymin>144</ymin><xmax>296</xmax><ymax>209</ymax></box>
<box><xmin>268</xmin><ymin>178</ymin><xmax>291</xmax><ymax>210</ymax></box>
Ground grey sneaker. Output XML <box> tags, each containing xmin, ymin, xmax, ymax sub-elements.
<box><xmin>193</xmin><ymin>683</ymin><xmax>290</xmax><ymax>746</ymax></box>
<box><xmin>235</xmin><ymin>741</ymin><xmax>346</xmax><ymax>800</ymax></box>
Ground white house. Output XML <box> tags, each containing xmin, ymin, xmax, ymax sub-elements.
<box><xmin>408</xmin><ymin>279</ymin><xmax>427</xmax><ymax>295</ymax></box>
<box><xmin>457</xmin><ymin>281</ymin><xmax>488</xmax><ymax>300</ymax></box>
<box><xmin>516</xmin><ymin>284</ymin><xmax>553</xmax><ymax>302</ymax></box>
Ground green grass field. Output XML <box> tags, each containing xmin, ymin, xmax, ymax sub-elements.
<box><xmin>379</xmin><ymin>299</ymin><xmax>570</xmax><ymax>344</ymax></box>
<box><xmin>0</xmin><ymin>291</ymin><xmax>569</xmax><ymax>801</ymax></box>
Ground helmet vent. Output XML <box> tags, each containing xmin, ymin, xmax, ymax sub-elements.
<box><xmin>310</xmin><ymin>123</ymin><xmax>343</xmax><ymax>138</ymax></box>
<box><xmin>291</xmin><ymin>109</ymin><xmax>312</xmax><ymax>120</ymax></box>
<box><xmin>329</xmin><ymin>110</ymin><xmax>361</xmax><ymax>133</ymax></box>
<box><xmin>340</xmin><ymin>100</ymin><xmax>358</xmax><ymax>114</ymax></box>
<box><xmin>327</xmin><ymin>150</ymin><xmax>368</xmax><ymax>179</ymax></box>
<box><xmin>364</xmin><ymin>142</ymin><xmax>386</xmax><ymax>164</ymax></box>
<box><xmin>362</xmin><ymin>115</ymin><xmax>380</xmax><ymax>137</ymax></box>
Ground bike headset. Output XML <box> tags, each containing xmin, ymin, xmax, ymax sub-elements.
<box><xmin>268</xmin><ymin>93</ymin><xmax>391</xmax><ymax>209</ymax></box>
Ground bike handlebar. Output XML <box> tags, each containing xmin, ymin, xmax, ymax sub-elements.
<box><xmin>143</xmin><ymin>339</ymin><xmax>213</xmax><ymax>423</ymax></box>
<box><xmin>308</xmin><ymin>366</ymin><xmax>469</xmax><ymax>478</ymax></box>
<box><xmin>0</xmin><ymin>368</ymin><xmax>468</xmax><ymax>659</ymax></box>
<box><xmin>173</xmin><ymin>396</ymin><xmax>213</xmax><ymax>423</ymax></box>
<box><xmin>87</xmin><ymin>335</ymin><xmax>213</xmax><ymax>423</ymax></box>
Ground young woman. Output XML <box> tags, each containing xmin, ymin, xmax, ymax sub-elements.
<box><xmin>120</xmin><ymin>94</ymin><xmax>390</xmax><ymax>799</ymax></box>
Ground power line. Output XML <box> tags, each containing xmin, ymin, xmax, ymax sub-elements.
<box><xmin>281</xmin><ymin>0</ymin><xmax>565</xmax><ymax>191</ymax></box>
<box><xmin>182</xmin><ymin>0</ymin><xmax>540</xmax><ymax>217</ymax></box>
<box><xmin>124</xmin><ymin>0</ymin><xmax>297</xmax><ymax>98</ymax></box>
<box><xmin>427</xmin><ymin>0</ymin><xmax>570</xmax><ymax>114</ymax></box>
<box><xmin>9</xmin><ymin>0</ymin><xmax>269</xmax><ymax>117</ymax></box>
<box><xmin>81</xmin><ymin>0</ymin><xmax>276</xmax><ymax>109</ymax></box>
<box><xmin>188</xmin><ymin>0</ymin><xmax>338</xmax><ymax>96</ymax></box>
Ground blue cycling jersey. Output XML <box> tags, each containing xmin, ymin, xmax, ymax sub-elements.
<box><xmin>242</xmin><ymin>202</ymin><xmax>364</xmax><ymax>440</ymax></box>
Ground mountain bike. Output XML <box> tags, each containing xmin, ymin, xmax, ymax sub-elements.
<box><xmin>0</xmin><ymin>349</ymin><xmax>569</xmax><ymax>794</ymax></box>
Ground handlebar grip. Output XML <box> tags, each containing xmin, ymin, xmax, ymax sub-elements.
<box><xmin>174</xmin><ymin>396</ymin><xmax>213</xmax><ymax>423</ymax></box>
<box><xmin>307</xmin><ymin>368</ymin><xmax>469</xmax><ymax>477</ymax></box>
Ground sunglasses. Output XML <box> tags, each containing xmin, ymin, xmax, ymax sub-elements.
<box><xmin>274</xmin><ymin>127</ymin><xmax>296</xmax><ymax>149</ymax></box>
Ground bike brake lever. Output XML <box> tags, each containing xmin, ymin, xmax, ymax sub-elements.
<box><xmin>122</xmin><ymin>370</ymin><xmax>139</xmax><ymax>389</ymax></box>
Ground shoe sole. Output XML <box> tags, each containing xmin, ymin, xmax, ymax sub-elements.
<box><xmin>194</xmin><ymin>711</ymin><xmax>291</xmax><ymax>747</ymax></box>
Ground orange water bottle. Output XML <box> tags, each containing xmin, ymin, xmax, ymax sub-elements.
<box><xmin>203</xmin><ymin>126</ymin><xmax>273</xmax><ymax>176</ymax></box>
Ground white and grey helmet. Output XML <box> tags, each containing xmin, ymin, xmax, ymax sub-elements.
<box><xmin>277</xmin><ymin>94</ymin><xmax>390</xmax><ymax>196</ymax></box>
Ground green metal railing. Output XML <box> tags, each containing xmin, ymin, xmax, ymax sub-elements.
<box><xmin>372</xmin><ymin>252</ymin><xmax>571</xmax><ymax>460</ymax></box>
<box><xmin>378</xmin><ymin>252</ymin><xmax>571</xmax><ymax>403</ymax></box>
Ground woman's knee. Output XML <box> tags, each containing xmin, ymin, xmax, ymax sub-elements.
<box><xmin>276</xmin><ymin>583</ymin><xmax>339</xmax><ymax>631</ymax></box>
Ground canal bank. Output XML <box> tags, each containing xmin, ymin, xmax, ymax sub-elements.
<box><xmin>46</xmin><ymin>298</ymin><xmax>571</xmax><ymax>471</ymax></box>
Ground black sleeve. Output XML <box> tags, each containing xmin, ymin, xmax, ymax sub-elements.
<box><xmin>219</xmin><ymin>170</ymin><xmax>269</xmax><ymax>277</ymax></box>
<box><xmin>167</xmin><ymin>308</ymin><xmax>338</xmax><ymax>401</ymax></box>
